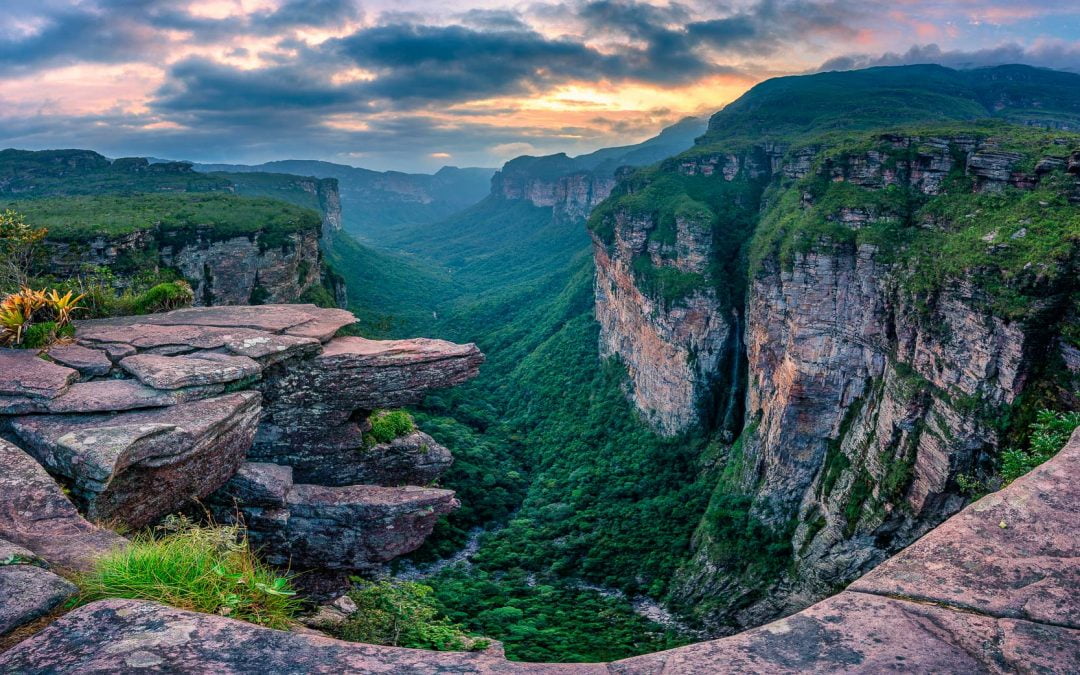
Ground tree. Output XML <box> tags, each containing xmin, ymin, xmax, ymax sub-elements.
<box><xmin>0</xmin><ymin>210</ymin><xmax>47</xmax><ymax>291</ymax></box>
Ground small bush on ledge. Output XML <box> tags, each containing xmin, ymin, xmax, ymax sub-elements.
<box><xmin>75</xmin><ymin>516</ymin><xmax>299</xmax><ymax>630</ymax></box>
<box><xmin>337</xmin><ymin>579</ymin><xmax>483</xmax><ymax>651</ymax></box>
<box><xmin>365</xmin><ymin>409</ymin><xmax>416</xmax><ymax>447</ymax></box>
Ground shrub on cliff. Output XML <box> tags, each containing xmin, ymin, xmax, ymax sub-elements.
<box><xmin>1000</xmin><ymin>409</ymin><xmax>1080</xmax><ymax>484</ymax></box>
<box><xmin>337</xmin><ymin>579</ymin><xmax>479</xmax><ymax>651</ymax></box>
<box><xmin>75</xmin><ymin>517</ymin><xmax>299</xmax><ymax>630</ymax></box>
<box><xmin>365</xmin><ymin>409</ymin><xmax>416</xmax><ymax>446</ymax></box>
<box><xmin>127</xmin><ymin>280</ymin><xmax>194</xmax><ymax>315</ymax></box>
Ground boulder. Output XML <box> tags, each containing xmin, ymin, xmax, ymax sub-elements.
<box><xmin>9</xmin><ymin>393</ymin><xmax>261</xmax><ymax>528</ymax></box>
<box><xmin>0</xmin><ymin>439</ymin><xmax>126</xmax><ymax>571</ymax></box>
<box><xmin>0</xmin><ymin>559</ymin><xmax>77</xmax><ymax>637</ymax></box>
<box><xmin>209</xmin><ymin>463</ymin><xmax>458</xmax><ymax>570</ymax></box>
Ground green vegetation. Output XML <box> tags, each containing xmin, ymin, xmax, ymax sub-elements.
<box><xmin>365</xmin><ymin>409</ymin><xmax>416</xmax><ymax>446</ymax></box>
<box><xmin>1000</xmin><ymin>409</ymin><xmax>1080</xmax><ymax>484</ymax></box>
<box><xmin>0</xmin><ymin>149</ymin><xmax>231</xmax><ymax>198</ymax></box>
<box><xmin>337</xmin><ymin>579</ymin><xmax>480</xmax><ymax>651</ymax></box>
<box><xmin>75</xmin><ymin>518</ymin><xmax>299</xmax><ymax>630</ymax></box>
<box><xmin>4</xmin><ymin>193</ymin><xmax>321</xmax><ymax>248</ymax></box>
<box><xmin>428</xmin><ymin>567</ymin><xmax>689</xmax><ymax>662</ymax></box>
<box><xmin>126</xmin><ymin>281</ymin><xmax>195</xmax><ymax>315</ymax></box>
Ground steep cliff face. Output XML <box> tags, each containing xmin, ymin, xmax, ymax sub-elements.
<box><xmin>592</xmin><ymin>119</ymin><xmax>1080</xmax><ymax>633</ymax></box>
<box><xmin>493</xmin><ymin>159</ymin><xmax>616</xmax><ymax>222</ymax></box>
<box><xmin>46</xmin><ymin>224</ymin><xmax>323</xmax><ymax>306</ymax></box>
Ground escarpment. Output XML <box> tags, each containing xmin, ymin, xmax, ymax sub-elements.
<box><xmin>0</xmin><ymin>305</ymin><xmax>482</xmax><ymax>577</ymax></box>
<box><xmin>591</xmin><ymin>114</ymin><xmax>1080</xmax><ymax>633</ymax></box>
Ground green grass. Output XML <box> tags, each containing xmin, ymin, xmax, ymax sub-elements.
<box><xmin>365</xmin><ymin>409</ymin><xmax>416</xmax><ymax>446</ymax></box>
<box><xmin>5</xmin><ymin>193</ymin><xmax>321</xmax><ymax>248</ymax></box>
<box><xmin>75</xmin><ymin>519</ymin><xmax>300</xmax><ymax>630</ymax></box>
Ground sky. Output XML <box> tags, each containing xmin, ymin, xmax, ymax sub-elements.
<box><xmin>1</xmin><ymin>1</ymin><xmax>1079</xmax><ymax>172</ymax></box>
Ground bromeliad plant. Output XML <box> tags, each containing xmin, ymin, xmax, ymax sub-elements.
<box><xmin>0</xmin><ymin>286</ymin><xmax>85</xmax><ymax>347</ymax></box>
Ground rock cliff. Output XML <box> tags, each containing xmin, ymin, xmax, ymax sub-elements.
<box><xmin>0</xmin><ymin>304</ymin><xmax>482</xmax><ymax>573</ymax></box>
<box><xmin>4</xmin><ymin>428</ymin><xmax>1075</xmax><ymax>671</ymax></box>
<box><xmin>589</xmin><ymin>75</ymin><xmax>1080</xmax><ymax>633</ymax></box>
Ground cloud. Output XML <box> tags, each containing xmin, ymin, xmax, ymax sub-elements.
<box><xmin>818</xmin><ymin>42</ymin><xmax>1080</xmax><ymax>73</ymax></box>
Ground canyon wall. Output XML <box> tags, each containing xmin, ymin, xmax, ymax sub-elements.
<box><xmin>492</xmin><ymin>158</ymin><xmax>617</xmax><ymax>222</ymax></box>
<box><xmin>45</xmin><ymin>227</ymin><xmax>324</xmax><ymax>306</ymax></box>
<box><xmin>592</xmin><ymin>130</ymin><xmax>1080</xmax><ymax>632</ymax></box>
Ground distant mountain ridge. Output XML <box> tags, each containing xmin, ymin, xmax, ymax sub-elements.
<box><xmin>183</xmin><ymin>159</ymin><xmax>496</xmax><ymax>241</ymax></box>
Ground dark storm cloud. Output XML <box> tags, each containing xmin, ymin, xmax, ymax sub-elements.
<box><xmin>154</xmin><ymin>58</ymin><xmax>363</xmax><ymax>115</ymax></box>
<box><xmin>819</xmin><ymin>43</ymin><xmax>1080</xmax><ymax>73</ymax></box>
<box><xmin>0</xmin><ymin>0</ymin><xmax>363</xmax><ymax>74</ymax></box>
<box><xmin>0</xmin><ymin>2</ymin><xmax>163</xmax><ymax>74</ymax></box>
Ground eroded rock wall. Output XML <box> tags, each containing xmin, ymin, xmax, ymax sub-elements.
<box><xmin>595</xmin><ymin>132</ymin><xmax>1080</xmax><ymax>632</ymax></box>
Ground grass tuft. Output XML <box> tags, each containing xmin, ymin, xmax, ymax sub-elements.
<box><xmin>75</xmin><ymin>516</ymin><xmax>300</xmax><ymax>629</ymax></box>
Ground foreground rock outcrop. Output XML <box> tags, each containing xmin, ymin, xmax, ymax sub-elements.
<box><xmin>0</xmin><ymin>304</ymin><xmax>483</xmax><ymax>571</ymax></box>
<box><xmin>4</xmin><ymin>429</ymin><xmax>1076</xmax><ymax>672</ymax></box>
<box><xmin>0</xmin><ymin>439</ymin><xmax>127</xmax><ymax>571</ymax></box>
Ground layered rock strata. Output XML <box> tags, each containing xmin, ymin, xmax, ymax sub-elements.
<box><xmin>0</xmin><ymin>304</ymin><xmax>483</xmax><ymax>571</ymax></box>
<box><xmin>594</xmin><ymin>130</ymin><xmax>1080</xmax><ymax>630</ymax></box>
<box><xmin>207</xmin><ymin>462</ymin><xmax>458</xmax><ymax>570</ymax></box>
<box><xmin>4</xmin><ymin>429</ymin><xmax>1075</xmax><ymax>672</ymax></box>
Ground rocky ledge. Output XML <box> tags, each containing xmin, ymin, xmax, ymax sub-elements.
<box><xmin>3</xmin><ymin>429</ymin><xmax>1075</xmax><ymax>672</ymax></box>
<box><xmin>0</xmin><ymin>304</ymin><xmax>483</xmax><ymax>572</ymax></box>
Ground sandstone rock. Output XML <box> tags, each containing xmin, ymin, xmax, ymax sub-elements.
<box><xmin>45</xmin><ymin>344</ymin><xmax>111</xmax><ymax>378</ymax></box>
<box><xmin>211</xmin><ymin>462</ymin><xmax>293</xmax><ymax>508</ymax></box>
<box><xmin>610</xmin><ymin>591</ymin><xmax>1080</xmax><ymax>674</ymax></box>
<box><xmin>120</xmin><ymin>352</ymin><xmax>262</xmax><ymax>389</ymax></box>
<box><xmin>258</xmin><ymin>428</ymin><xmax>453</xmax><ymax>487</ymax></box>
<box><xmin>253</xmin><ymin>336</ymin><xmax>483</xmax><ymax>463</ymax></box>
<box><xmin>9</xmin><ymin>393</ymin><xmax>261</xmax><ymax>528</ymax></box>
<box><xmin>0</xmin><ymin>599</ymin><xmax>591</xmax><ymax>674</ymax></box>
<box><xmin>0</xmin><ymin>439</ymin><xmax>126</xmax><ymax>571</ymax></box>
<box><xmin>43</xmin><ymin>379</ymin><xmax>226</xmax><ymax>414</ymax></box>
<box><xmin>850</xmin><ymin>428</ymin><xmax>1080</xmax><ymax>628</ymax></box>
<box><xmin>281</xmin><ymin>484</ymin><xmax>457</xmax><ymax>569</ymax></box>
<box><xmin>211</xmin><ymin>476</ymin><xmax>458</xmax><ymax>571</ymax></box>
<box><xmin>78</xmin><ymin>322</ymin><xmax>322</xmax><ymax>363</ymax></box>
<box><xmin>0</xmin><ymin>562</ymin><xmax>77</xmax><ymax>636</ymax></box>
<box><xmin>0</xmin><ymin>349</ymin><xmax>77</xmax><ymax>399</ymax></box>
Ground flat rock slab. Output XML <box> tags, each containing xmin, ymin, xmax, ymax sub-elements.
<box><xmin>78</xmin><ymin>323</ymin><xmax>321</xmax><ymax>364</ymax></box>
<box><xmin>120</xmin><ymin>352</ymin><xmax>261</xmax><ymax>389</ymax></box>
<box><xmin>609</xmin><ymin>591</ymin><xmax>1080</xmax><ymax>674</ymax></box>
<box><xmin>850</xmin><ymin>428</ymin><xmax>1080</xmax><ymax>628</ymax></box>
<box><xmin>0</xmin><ymin>349</ymin><xmax>77</xmax><ymax>399</ymax></box>
<box><xmin>79</xmin><ymin>304</ymin><xmax>348</xmax><ymax>334</ymax></box>
<box><xmin>0</xmin><ymin>599</ymin><xmax>592</xmax><ymax>674</ymax></box>
<box><xmin>282</xmin><ymin>308</ymin><xmax>358</xmax><ymax>342</ymax></box>
<box><xmin>9</xmin><ymin>393</ymin><xmax>261</xmax><ymax>529</ymax></box>
<box><xmin>3</xmin><ymin>379</ymin><xmax>226</xmax><ymax>415</ymax></box>
<box><xmin>0</xmin><ymin>439</ymin><xmax>126</xmax><ymax>572</ymax></box>
<box><xmin>45</xmin><ymin>344</ymin><xmax>112</xmax><ymax>378</ymax></box>
<box><xmin>0</xmin><ymin>563</ymin><xmax>77</xmax><ymax>636</ymax></box>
